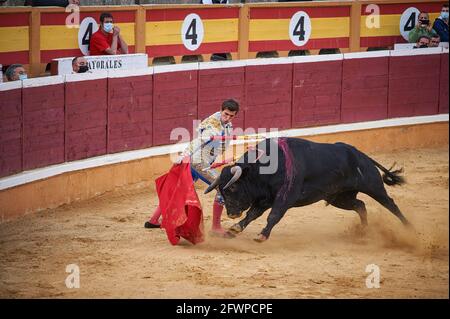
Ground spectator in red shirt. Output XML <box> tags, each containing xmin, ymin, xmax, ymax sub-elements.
<box><xmin>89</xmin><ymin>12</ymin><xmax>128</xmax><ymax>56</ymax></box>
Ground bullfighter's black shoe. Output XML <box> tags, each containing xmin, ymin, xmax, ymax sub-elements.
<box><xmin>144</xmin><ymin>221</ymin><xmax>161</xmax><ymax>229</ymax></box>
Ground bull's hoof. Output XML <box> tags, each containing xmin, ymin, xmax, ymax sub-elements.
<box><xmin>253</xmin><ymin>234</ymin><xmax>268</xmax><ymax>243</ymax></box>
<box><xmin>228</xmin><ymin>224</ymin><xmax>243</xmax><ymax>234</ymax></box>
<box><xmin>210</xmin><ymin>230</ymin><xmax>236</xmax><ymax>239</ymax></box>
<box><xmin>224</xmin><ymin>231</ymin><xmax>236</xmax><ymax>239</ymax></box>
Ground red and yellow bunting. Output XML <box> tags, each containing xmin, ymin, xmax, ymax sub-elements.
<box><xmin>145</xmin><ymin>8</ymin><xmax>239</xmax><ymax>57</ymax></box>
<box><xmin>0</xmin><ymin>13</ymin><xmax>30</xmax><ymax>64</ymax></box>
<box><xmin>40</xmin><ymin>11</ymin><xmax>136</xmax><ymax>62</ymax></box>
<box><xmin>248</xmin><ymin>6</ymin><xmax>351</xmax><ymax>53</ymax></box>
<box><xmin>360</xmin><ymin>2</ymin><xmax>444</xmax><ymax>48</ymax></box>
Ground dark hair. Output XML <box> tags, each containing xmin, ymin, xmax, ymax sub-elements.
<box><xmin>5</xmin><ymin>64</ymin><xmax>23</xmax><ymax>81</ymax></box>
<box><xmin>100</xmin><ymin>12</ymin><xmax>113</xmax><ymax>23</ymax></box>
<box><xmin>72</xmin><ymin>57</ymin><xmax>78</xmax><ymax>65</ymax></box>
<box><xmin>417</xmin><ymin>35</ymin><xmax>431</xmax><ymax>42</ymax></box>
<box><xmin>443</xmin><ymin>4</ymin><xmax>449</xmax><ymax>8</ymax></box>
<box><xmin>221</xmin><ymin>99</ymin><xmax>239</xmax><ymax>113</ymax></box>
<box><xmin>431</xmin><ymin>34</ymin><xmax>441</xmax><ymax>39</ymax></box>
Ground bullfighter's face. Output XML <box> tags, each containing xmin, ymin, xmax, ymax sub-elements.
<box><xmin>220</xmin><ymin>109</ymin><xmax>237</xmax><ymax>125</ymax></box>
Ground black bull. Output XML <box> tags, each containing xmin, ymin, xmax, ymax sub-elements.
<box><xmin>205</xmin><ymin>137</ymin><xmax>410</xmax><ymax>242</ymax></box>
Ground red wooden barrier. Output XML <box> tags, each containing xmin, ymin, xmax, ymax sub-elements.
<box><xmin>198</xmin><ymin>61</ymin><xmax>245</xmax><ymax>131</ymax></box>
<box><xmin>342</xmin><ymin>51</ymin><xmax>389</xmax><ymax>123</ymax></box>
<box><xmin>245</xmin><ymin>59</ymin><xmax>292</xmax><ymax>131</ymax></box>
<box><xmin>1</xmin><ymin>51</ymin><xmax>448</xmax><ymax>181</ymax></box>
<box><xmin>439</xmin><ymin>51</ymin><xmax>449</xmax><ymax>114</ymax></box>
<box><xmin>108</xmin><ymin>70</ymin><xmax>153</xmax><ymax>154</ymax></box>
<box><xmin>388</xmin><ymin>49</ymin><xmax>441</xmax><ymax>118</ymax></box>
<box><xmin>292</xmin><ymin>55</ymin><xmax>342</xmax><ymax>128</ymax></box>
<box><xmin>0</xmin><ymin>83</ymin><xmax>22</xmax><ymax>177</ymax></box>
<box><xmin>153</xmin><ymin>65</ymin><xmax>198</xmax><ymax>146</ymax></box>
<box><xmin>65</xmin><ymin>73</ymin><xmax>108</xmax><ymax>161</ymax></box>
<box><xmin>22</xmin><ymin>77</ymin><xmax>65</xmax><ymax>171</ymax></box>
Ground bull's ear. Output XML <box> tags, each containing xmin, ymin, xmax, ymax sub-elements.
<box><xmin>204</xmin><ymin>177</ymin><xmax>220</xmax><ymax>194</ymax></box>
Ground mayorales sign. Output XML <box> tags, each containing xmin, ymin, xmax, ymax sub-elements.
<box><xmin>88</xmin><ymin>58</ymin><xmax>123</xmax><ymax>70</ymax></box>
<box><xmin>51</xmin><ymin>53</ymin><xmax>148</xmax><ymax>75</ymax></box>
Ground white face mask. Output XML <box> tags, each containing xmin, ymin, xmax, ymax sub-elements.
<box><xmin>441</xmin><ymin>11</ymin><xmax>449</xmax><ymax>20</ymax></box>
<box><xmin>103</xmin><ymin>22</ymin><xmax>114</xmax><ymax>33</ymax></box>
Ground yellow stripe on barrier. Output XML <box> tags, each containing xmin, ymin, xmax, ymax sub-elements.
<box><xmin>40</xmin><ymin>26</ymin><xmax>77</xmax><ymax>50</ymax></box>
<box><xmin>145</xmin><ymin>19</ymin><xmax>239</xmax><ymax>46</ymax></box>
<box><xmin>249</xmin><ymin>17</ymin><xmax>350</xmax><ymax>41</ymax></box>
<box><xmin>360</xmin><ymin>13</ymin><xmax>440</xmax><ymax>37</ymax></box>
<box><xmin>40</xmin><ymin>23</ymin><xmax>136</xmax><ymax>50</ymax></box>
<box><xmin>0</xmin><ymin>26</ymin><xmax>29</xmax><ymax>52</ymax></box>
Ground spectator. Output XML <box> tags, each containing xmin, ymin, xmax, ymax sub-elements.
<box><xmin>433</xmin><ymin>4</ymin><xmax>449</xmax><ymax>42</ymax></box>
<box><xmin>408</xmin><ymin>12</ymin><xmax>437</xmax><ymax>43</ymax></box>
<box><xmin>430</xmin><ymin>34</ymin><xmax>441</xmax><ymax>47</ymax></box>
<box><xmin>413</xmin><ymin>35</ymin><xmax>431</xmax><ymax>48</ymax></box>
<box><xmin>25</xmin><ymin>0</ymin><xmax>80</xmax><ymax>6</ymax></box>
<box><xmin>72</xmin><ymin>56</ymin><xmax>89</xmax><ymax>73</ymax></box>
<box><xmin>5</xmin><ymin>64</ymin><xmax>27</xmax><ymax>81</ymax></box>
<box><xmin>89</xmin><ymin>12</ymin><xmax>128</xmax><ymax>56</ymax></box>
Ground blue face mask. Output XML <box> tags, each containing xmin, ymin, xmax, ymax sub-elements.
<box><xmin>441</xmin><ymin>11</ymin><xmax>449</xmax><ymax>20</ymax></box>
<box><xmin>19</xmin><ymin>74</ymin><xmax>27</xmax><ymax>80</ymax></box>
<box><xmin>103</xmin><ymin>22</ymin><xmax>114</xmax><ymax>33</ymax></box>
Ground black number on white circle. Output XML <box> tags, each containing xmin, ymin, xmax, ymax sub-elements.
<box><xmin>403</xmin><ymin>12</ymin><xmax>416</xmax><ymax>32</ymax></box>
<box><xmin>293</xmin><ymin>16</ymin><xmax>306</xmax><ymax>41</ymax></box>
<box><xmin>289</xmin><ymin>11</ymin><xmax>311</xmax><ymax>47</ymax></box>
<box><xmin>82</xmin><ymin>22</ymin><xmax>93</xmax><ymax>48</ymax></box>
<box><xmin>399</xmin><ymin>7</ymin><xmax>419</xmax><ymax>41</ymax></box>
<box><xmin>78</xmin><ymin>17</ymin><xmax>99</xmax><ymax>55</ymax></box>
<box><xmin>181</xmin><ymin>14</ymin><xmax>203</xmax><ymax>51</ymax></box>
<box><xmin>185</xmin><ymin>19</ymin><xmax>198</xmax><ymax>46</ymax></box>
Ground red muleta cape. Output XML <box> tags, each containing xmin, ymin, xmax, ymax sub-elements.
<box><xmin>155</xmin><ymin>162</ymin><xmax>205</xmax><ymax>245</ymax></box>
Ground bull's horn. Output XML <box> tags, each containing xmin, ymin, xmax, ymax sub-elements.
<box><xmin>223</xmin><ymin>166</ymin><xmax>242</xmax><ymax>190</ymax></box>
<box><xmin>204</xmin><ymin>177</ymin><xmax>221</xmax><ymax>194</ymax></box>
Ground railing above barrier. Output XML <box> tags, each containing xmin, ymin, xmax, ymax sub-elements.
<box><xmin>1</xmin><ymin>0</ymin><xmax>447</xmax><ymax>77</ymax></box>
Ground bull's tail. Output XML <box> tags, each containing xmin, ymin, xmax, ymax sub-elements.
<box><xmin>370</xmin><ymin>159</ymin><xmax>406</xmax><ymax>186</ymax></box>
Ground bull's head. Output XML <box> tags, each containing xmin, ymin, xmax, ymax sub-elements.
<box><xmin>204</xmin><ymin>165</ymin><xmax>252</xmax><ymax>218</ymax></box>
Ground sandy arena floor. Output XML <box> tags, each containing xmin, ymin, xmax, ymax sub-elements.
<box><xmin>0</xmin><ymin>146</ymin><xmax>448</xmax><ymax>298</ymax></box>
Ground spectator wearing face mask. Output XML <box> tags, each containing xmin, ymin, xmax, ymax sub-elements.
<box><xmin>430</xmin><ymin>34</ymin><xmax>441</xmax><ymax>47</ymax></box>
<box><xmin>72</xmin><ymin>56</ymin><xmax>90</xmax><ymax>73</ymax></box>
<box><xmin>5</xmin><ymin>64</ymin><xmax>28</xmax><ymax>81</ymax></box>
<box><xmin>433</xmin><ymin>4</ymin><xmax>449</xmax><ymax>42</ymax></box>
<box><xmin>409</xmin><ymin>12</ymin><xmax>437</xmax><ymax>43</ymax></box>
<box><xmin>413</xmin><ymin>35</ymin><xmax>431</xmax><ymax>48</ymax></box>
<box><xmin>89</xmin><ymin>12</ymin><xmax>128</xmax><ymax>56</ymax></box>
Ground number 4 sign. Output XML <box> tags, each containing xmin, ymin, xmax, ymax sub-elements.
<box><xmin>182</xmin><ymin>14</ymin><xmax>204</xmax><ymax>51</ymax></box>
<box><xmin>289</xmin><ymin>11</ymin><xmax>312</xmax><ymax>47</ymax></box>
<box><xmin>400</xmin><ymin>7</ymin><xmax>420</xmax><ymax>41</ymax></box>
<box><xmin>78</xmin><ymin>17</ymin><xmax>99</xmax><ymax>55</ymax></box>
